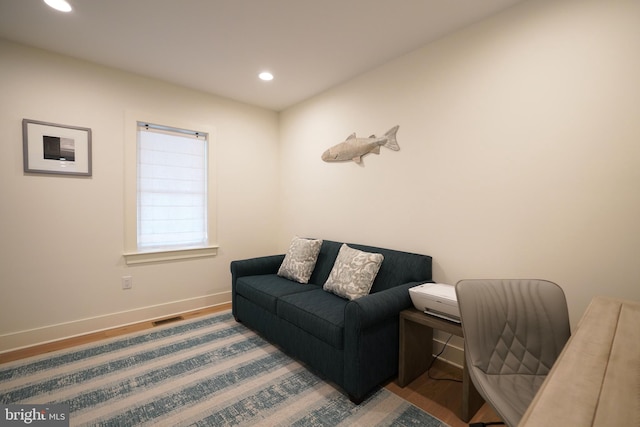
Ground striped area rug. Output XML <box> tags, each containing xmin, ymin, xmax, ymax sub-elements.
<box><xmin>0</xmin><ymin>310</ymin><xmax>448</xmax><ymax>426</ymax></box>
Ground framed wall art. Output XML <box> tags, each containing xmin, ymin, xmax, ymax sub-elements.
<box><xmin>22</xmin><ymin>119</ymin><xmax>92</xmax><ymax>176</ymax></box>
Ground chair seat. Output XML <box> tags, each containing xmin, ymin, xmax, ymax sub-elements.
<box><xmin>475</xmin><ymin>373</ymin><xmax>547</xmax><ymax>427</ymax></box>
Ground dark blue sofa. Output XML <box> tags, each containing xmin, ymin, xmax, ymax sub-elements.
<box><xmin>230</xmin><ymin>239</ymin><xmax>432</xmax><ymax>402</ymax></box>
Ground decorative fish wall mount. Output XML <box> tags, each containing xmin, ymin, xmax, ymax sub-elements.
<box><xmin>321</xmin><ymin>125</ymin><xmax>400</xmax><ymax>164</ymax></box>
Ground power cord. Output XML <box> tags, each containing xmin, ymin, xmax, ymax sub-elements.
<box><xmin>427</xmin><ymin>333</ymin><xmax>462</xmax><ymax>383</ymax></box>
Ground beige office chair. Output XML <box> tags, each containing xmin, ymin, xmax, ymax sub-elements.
<box><xmin>455</xmin><ymin>279</ymin><xmax>570</xmax><ymax>427</ymax></box>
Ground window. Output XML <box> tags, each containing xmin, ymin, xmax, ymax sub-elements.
<box><xmin>124</xmin><ymin>113</ymin><xmax>217</xmax><ymax>265</ymax></box>
<box><xmin>137</xmin><ymin>123</ymin><xmax>207</xmax><ymax>249</ymax></box>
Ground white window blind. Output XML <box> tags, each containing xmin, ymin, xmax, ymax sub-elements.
<box><xmin>137</xmin><ymin>122</ymin><xmax>208</xmax><ymax>250</ymax></box>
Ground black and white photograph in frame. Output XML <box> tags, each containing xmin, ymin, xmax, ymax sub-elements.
<box><xmin>22</xmin><ymin>119</ymin><xmax>92</xmax><ymax>176</ymax></box>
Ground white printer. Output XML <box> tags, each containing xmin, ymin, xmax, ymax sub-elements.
<box><xmin>409</xmin><ymin>283</ymin><xmax>460</xmax><ymax>323</ymax></box>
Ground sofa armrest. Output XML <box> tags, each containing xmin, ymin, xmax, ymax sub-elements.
<box><xmin>230</xmin><ymin>254</ymin><xmax>285</xmax><ymax>280</ymax></box>
<box><xmin>342</xmin><ymin>281</ymin><xmax>427</xmax><ymax>399</ymax></box>
<box><xmin>230</xmin><ymin>254</ymin><xmax>285</xmax><ymax>319</ymax></box>
<box><xmin>345</xmin><ymin>281</ymin><xmax>424</xmax><ymax>330</ymax></box>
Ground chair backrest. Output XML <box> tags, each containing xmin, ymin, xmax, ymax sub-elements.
<box><xmin>456</xmin><ymin>279</ymin><xmax>571</xmax><ymax>426</ymax></box>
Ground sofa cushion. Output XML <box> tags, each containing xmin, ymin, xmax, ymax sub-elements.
<box><xmin>352</xmin><ymin>244</ymin><xmax>431</xmax><ymax>293</ymax></box>
<box><xmin>278</xmin><ymin>289</ymin><xmax>347</xmax><ymax>349</ymax></box>
<box><xmin>306</xmin><ymin>240</ymin><xmax>342</xmax><ymax>285</ymax></box>
<box><xmin>307</xmin><ymin>240</ymin><xmax>432</xmax><ymax>294</ymax></box>
<box><xmin>277</xmin><ymin>237</ymin><xmax>323</xmax><ymax>284</ymax></box>
<box><xmin>236</xmin><ymin>274</ymin><xmax>318</xmax><ymax>314</ymax></box>
<box><xmin>323</xmin><ymin>244</ymin><xmax>384</xmax><ymax>300</ymax></box>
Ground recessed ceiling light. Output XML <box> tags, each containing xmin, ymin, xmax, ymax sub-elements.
<box><xmin>259</xmin><ymin>72</ymin><xmax>274</xmax><ymax>81</ymax></box>
<box><xmin>44</xmin><ymin>0</ymin><xmax>72</xmax><ymax>12</ymax></box>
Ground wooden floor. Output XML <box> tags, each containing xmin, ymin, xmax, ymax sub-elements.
<box><xmin>385</xmin><ymin>361</ymin><xmax>501</xmax><ymax>427</ymax></box>
<box><xmin>0</xmin><ymin>305</ymin><xmax>228</xmax><ymax>365</ymax></box>
<box><xmin>0</xmin><ymin>303</ymin><xmax>501</xmax><ymax>426</ymax></box>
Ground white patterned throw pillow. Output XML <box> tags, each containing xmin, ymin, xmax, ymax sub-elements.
<box><xmin>323</xmin><ymin>244</ymin><xmax>384</xmax><ymax>300</ymax></box>
<box><xmin>277</xmin><ymin>237</ymin><xmax>323</xmax><ymax>284</ymax></box>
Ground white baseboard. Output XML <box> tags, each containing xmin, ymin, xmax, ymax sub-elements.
<box><xmin>0</xmin><ymin>292</ymin><xmax>231</xmax><ymax>354</ymax></box>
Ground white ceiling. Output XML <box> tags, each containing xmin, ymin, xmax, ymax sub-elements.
<box><xmin>0</xmin><ymin>0</ymin><xmax>527</xmax><ymax>111</ymax></box>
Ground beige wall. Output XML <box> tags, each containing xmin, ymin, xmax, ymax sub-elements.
<box><xmin>2</xmin><ymin>0</ymin><xmax>639</xmax><ymax>356</ymax></box>
<box><xmin>279</xmin><ymin>0</ymin><xmax>640</xmax><ymax>335</ymax></box>
<box><xmin>0</xmin><ymin>40</ymin><xmax>281</xmax><ymax>351</ymax></box>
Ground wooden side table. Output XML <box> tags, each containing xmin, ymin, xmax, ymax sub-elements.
<box><xmin>398</xmin><ymin>307</ymin><xmax>484</xmax><ymax>422</ymax></box>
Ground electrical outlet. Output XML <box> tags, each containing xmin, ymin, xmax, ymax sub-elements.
<box><xmin>122</xmin><ymin>276</ymin><xmax>133</xmax><ymax>290</ymax></box>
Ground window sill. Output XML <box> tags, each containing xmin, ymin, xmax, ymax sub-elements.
<box><xmin>123</xmin><ymin>246</ymin><xmax>219</xmax><ymax>265</ymax></box>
